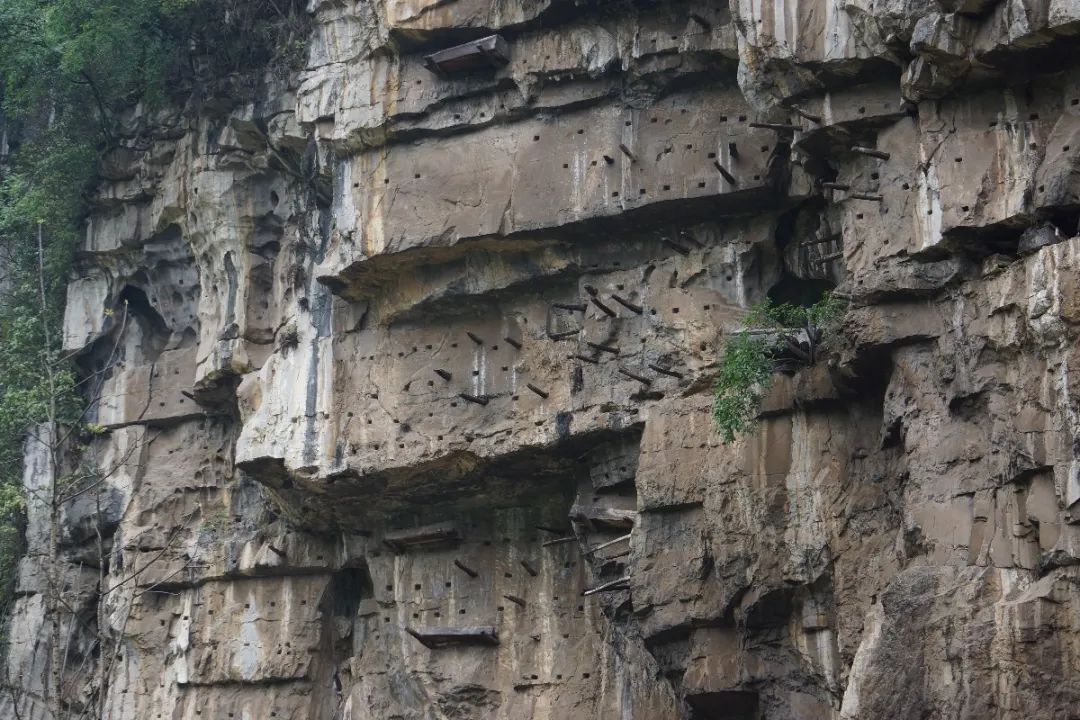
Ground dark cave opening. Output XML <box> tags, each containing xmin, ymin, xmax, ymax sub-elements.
<box><xmin>766</xmin><ymin>275</ymin><xmax>835</xmax><ymax>308</ymax></box>
<box><xmin>687</xmin><ymin>690</ymin><xmax>761</xmax><ymax>720</ymax></box>
<box><xmin>326</xmin><ymin>564</ymin><xmax>373</xmax><ymax>624</ymax></box>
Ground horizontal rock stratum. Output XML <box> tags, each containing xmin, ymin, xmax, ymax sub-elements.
<box><xmin>4</xmin><ymin>0</ymin><xmax>1080</xmax><ymax>718</ymax></box>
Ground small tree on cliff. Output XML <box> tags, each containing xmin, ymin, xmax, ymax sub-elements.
<box><xmin>0</xmin><ymin>2</ymin><xmax>311</xmax><ymax>716</ymax></box>
<box><xmin>712</xmin><ymin>292</ymin><xmax>846</xmax><ymax>442</ymax></box>
<box><xmin>2</xmin><ymin>228</ymin><xmax>184</xmax><ymax>719</ymax></box>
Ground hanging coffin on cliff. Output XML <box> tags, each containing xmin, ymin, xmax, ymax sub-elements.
<box><xmin>406</xmin><ymin>626</ymin><xmax>500</xmax><ymax>648</ymax></box>
<box><xmin>383</xmin><ymin>521</ymin><xmax>461</xmax><ymax>552</ymax></box>
<box><xmin>424</xmin><ymin>34</ymin><xmax>511</xmax><ymax>75</ymax></box>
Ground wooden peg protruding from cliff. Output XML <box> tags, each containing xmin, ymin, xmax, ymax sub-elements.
<box><xmin>851</xmin><ymin>146</ymin><xmax>890</xmax><ymax>160</ymax></box>
<box><xmin>454</xmin><ymin>559</ymin><xmax>479</xmax><ymax>578</ymax></box>
<box><xmin>648</xmin><ymin>364</ymin><xmax>683</xmax><ymax>379</ymax></box>
<box><xmin>611</xmin><ymin>294</ymin><xmax>643</xmax><ymax>314</ymax></box>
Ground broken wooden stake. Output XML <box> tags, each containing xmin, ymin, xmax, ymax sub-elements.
<box><xmin>504</xmin><ymin>336</ymin><xmax>523</xmax><ymax>350</ymax></box>
<box><xmin>618</xmin><ymin>143</ymin><xmax>637</xmax><ymax>162</ymax></box>
<box><xmin>851</xmin><ymin>146</ymin><xmax>890</xmax><ymax>160</ymax></box>
<box><xmin>526</xmin><ymin>383</ymin><xmax>549</xmax><ymax>399</ymax></box>
<box><xmin>570</xmin><ymin>353</ymin><xmax>599</xmax><ymax>364</ymax></box>
<box><xmin>611</xmin><ymin>294</ymin><xmax>643</xmax><ymax>314</ymax></box>
<box><xmin>817</xmin><ymin>251</ymin><xmax>844</xmax><ymax>262</ymax></box>
<box><xmin>689</xmin><ymin>12</ymin><xmax>711</xmax><ymax>29</ymax></box>
<box><xmin>520</xmin><ymin>560</ymin><xmax>539</xmax><ymax>577</ymax></box>
<box><xmin>542</xmin><ymin>536</ymin><xmax>577</xmax><ymax>547</ymax></box>
<box><xmin>503</xmin><ymin>594</ymin><xmax>527</xmax><ymax>607</ymax></box>
<box><xmin>434</xmin><ymin>369</ymin><xmax>452</xmax><ymax>381</ymax></box>
<box><xmin>582</xmin><ymin>576</ymin><xmax>631</xmax><ymax>596</ymax></box>
<box><xmin>728</xmin><ymin>142</ymin><xmax>739</xmax><ymax>159</ymax></box>
<box><xmin>268</xmin><ymin>544</ymin><xmax>287</xmax><ymax>558</ymax></box>
<box><xmin>548</xmin><ymin>329</ymin><xmax>580</xmax><ymax>340</ymax></box>
<box><xmin>648</xmin><ymin>363</ymin><xmax>684</xmax><ymax>379</ymax></box>
<box><xmin>459</xmin><ymin>393</ymin><xmax>489</xmax><ymax>406</ymax></box>
<box><xmin>554</xmin><ymin>302</ymin><xmax>587</xmax><ymax>312</ymax></box>
<box><xmin>849</xmin><ymin>192</ymin><xmax>883</xmax><ymax>202</ymax></box>
<box><xmin>792</xmin><ymin>106</ymin><xmax>822</xmax><ymax>123</ymax></box>
<box><xmin>821</xmin><ymin>182</ymin><xmax>850</xmax><ymax>191</ymax></box>
<box><xmin>618</xmin><ymin>367</ymin><xmax>652</xmax><ymax>385</ymax></box>
<box><xmin>603</xmin><ymin>154</ymin><xmax>615</xmax><ymax>165</ymax></box>
<box><xmin>713</xmin><ymin>160</ymin><xmax>738</xmax><ymax>186</ymax></box>
<box><xmin>454</xmin><ymin>559</ymin><xmax>479</xmax><ymax>578</ymax></box>
<box><xmin>584</xmin><ymin>533</ymin><xmax>632</xmax><ymax>555</ymax></box>
<box><xmin>749</xmin><ymin>122</ymin><xmax>800</xmax><ymax>132</ymax></box>
<box><xmin>590</xmin><ymin>297</ymin><xmax>616</xmax><ymax>317</ymax></box>
<box><xmin>466</xmin><ymin>331</ymin><xmax>484</xmax><ymax>345</ymax></box>
<box><xmin>586</xmin><ymin>341</ymin><xmax>619</xmax><ymax>355</ymax></box>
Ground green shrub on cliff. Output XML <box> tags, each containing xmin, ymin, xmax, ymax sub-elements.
<box><xmin>712</xmin><ymin>293</ymin><xmax>846</xmax><ymax>442</ymax></box>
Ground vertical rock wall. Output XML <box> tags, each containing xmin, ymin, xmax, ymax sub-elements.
<box><xmin>4</xmin><ymin>0</ymin><xmax>1080</xmax><ymax>718</ymax></box>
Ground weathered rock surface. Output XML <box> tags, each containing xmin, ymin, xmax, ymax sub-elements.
<box><xmin>4</xmin><ymin>0</ymin><xmax>1080</xmax><ymax>718</ymax></box>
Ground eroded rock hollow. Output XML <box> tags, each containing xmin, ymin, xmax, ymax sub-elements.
<box><xmin>4</xmin><ymin>0</ymin><xmax>1080</xmax><ymax>718</ymax></box>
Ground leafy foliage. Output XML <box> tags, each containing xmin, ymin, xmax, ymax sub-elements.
<box><xmin>712</xmin><ymin>332</ymin><xmax>774</xmax><ymax>443</ymax></box>
<box><xmin>0</xmin><ymin>0</ymin><xmax>307</xmax><ymax>629</ymax></box>
<box><xmin>712</xmin><ymin>293</ymin><xmax>846</xmax><ymax>442</ymax></box>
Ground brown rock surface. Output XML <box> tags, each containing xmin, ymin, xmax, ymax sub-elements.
<box><xmin>4</xmin><ymin>0</ymin><xmax>1080</xmax><ymax>718</ymax></box>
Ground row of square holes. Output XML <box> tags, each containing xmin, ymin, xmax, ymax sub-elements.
<box><xmin>396</xmin><ymin>598</ymin><xmax>586</xmax><ymax>621</ymax></box>
<box><xmin>376</xmin><ymin>104</ymin><xmax>1076</xmax><ymax>190</ymax></box>
<box><xmin>355</xmin><ymin>110</ymin><xmax>764</xmax><ymax>185</ymax></box>
<box><xmin>847</xmin><ymin>141</ymin><xmax>1073</xmax><ymax>221</ymax></box>
<box><xmin>347</xmin><ymin>408</ymin><xmax>644</xmax><ymax>449</ymax></box>
<box><xmin>374</xmin><ymin>145</ymin><xmax>766</xmax><ymax>188</ymax></box>
<box><xmin>988</xmin><ymin>102</ymin><xmax>1079</xmax><ymax>129</ymax></box>
<box><xmin>156</xmin><ymin>595</ymin><xmax>307</xmax><ymax>627</ymax></box>
<box><xmin>164</xmin><ymin>570</ymin><xmax>597</xmax><ymax>624</ymax></box>
<box><xmin>558</xmin><ymin>145</ymin><xmax>766</xmax><ymax>196</ymax></box>
<box><xmin>384</xmin><ymin>559</ymin><xmax>577</xmax><ymax>596</ymax></box>
<box><xmin>353</xmin><ymin>101</ymin><xmax>1078</xmax><ymax>189</ymax></box>
<box><xmin>418</xmin><ymin>88</ymin><xmax>891</xmax><ymax>130</ymax></box>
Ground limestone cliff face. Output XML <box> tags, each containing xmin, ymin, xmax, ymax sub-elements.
<box><xmin>4</xmin><ymin>0</ymin><xmax>1080</xmax><ymax>718</ymax></box>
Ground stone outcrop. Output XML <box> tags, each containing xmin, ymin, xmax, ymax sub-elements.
<box><xmin>4</xmin><ymin>0</ymin><xmax>1080</xmax><ymax>718</ymax></box>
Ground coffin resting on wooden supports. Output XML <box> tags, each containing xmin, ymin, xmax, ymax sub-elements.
<box><xmin>424</xmin><ymin>34</ymin><xmax>510</xmax><ymax>75</ymax></box>
<box><xmin>383</xmin><ymin>521</ymin><xmax>460</xmax><ymax>552</ymax></box>
<box><xmin>573</xmin><ymin>508</ymin><xmax>637</xmax><ymax>532</ymax></box>
<box><xmin>406</xmin><ymin>626</ymin><xmax>499</xmax><ymax>648</ymax></box>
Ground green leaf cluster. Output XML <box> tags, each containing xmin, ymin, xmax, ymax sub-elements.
<box><xmin>742</xmin><ymin>293</ymin><xmax>846</xmax><ymax>332</ymax></box>
<box><xmin>712</xmin><ymin>293</ymin><xmax>845</xmax><ymax>442</ymax></box>
<box><xmin>712</xmin><ymin>332</ymin><xmax>773</xmax><ymax>443</ymax></box>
